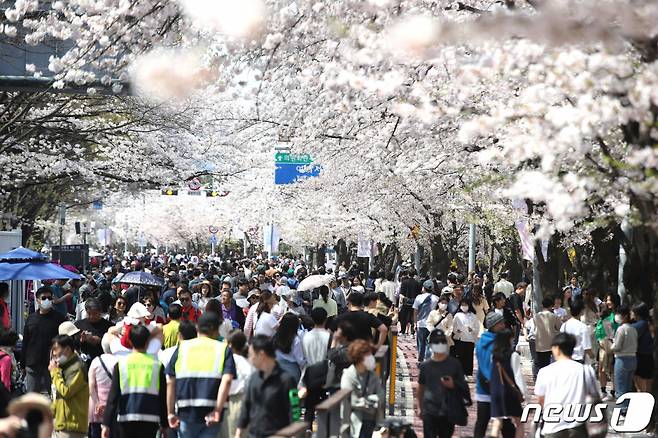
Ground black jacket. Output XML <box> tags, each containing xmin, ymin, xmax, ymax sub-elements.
<box><xmin>22</xmin><ymin>310</ymin><xmax>66</xmax><ymax>368</ymax></box>
<box><xmin>237</xmin><ymin>363</ymin><xmax>299</xmax><ymax>438</ymax></box>
<box><xmin>399</xmin><ymin>278</ymin><xmax>422</xmax><ymax>306</ymax></box>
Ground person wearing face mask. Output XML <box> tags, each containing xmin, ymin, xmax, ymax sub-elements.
<box><xmin>340</xmin><ymin>339</ymin><xmax>383</xmax><ymax>438</ymax></box>
<box><xmin>452</xmin><ymin>299</ymin><xmax>480</xmax><ymax>380</ymax></box>
<box><xmin>49</xmin><ymin>334</ymin><xmax>90</xmax><ymax>438</ymax></box>
<box><xmin>611</xmin><ymin>305</ymin><xmax>638</xmax><ymax>415</ymax></box>
<box><xmin>417</xmin><ymin>329</ymin><xmax>471</xmax><ymax>438</ymax></box>
<box><xmin>426</xmin><ymin>295</ymin><xmax>454</xmax><ymax>355</ymax></box>
<box><xmin>21</xmin><ymin>287</ymin><xmax>67</xmax><ymax>394</ymax></box>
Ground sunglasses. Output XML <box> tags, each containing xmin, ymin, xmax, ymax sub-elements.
<box><xmin>116</xmin><ymin>301</ymin><xmax>126</xmax><ymax>306</ymax></box>
<box><xmin>179</xmin><ymin>297</ymin><xmax>191</xmax><ymax>302</ymax></box>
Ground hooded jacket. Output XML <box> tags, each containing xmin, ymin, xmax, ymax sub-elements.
<box><xmin>50</xmin><ymin>354</ymin><xmax>89</xmax><ymax>433</ymax></box>
<box><xmin>475</xmin><ymin>330</ymin><xmax>497</xmax><ymax>402</ymax></box>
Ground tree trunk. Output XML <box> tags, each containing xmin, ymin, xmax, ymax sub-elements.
<box><xmin>316</xmin><ymin>244</ymin><xmax>326</xmax><ymax>269</ymax></box>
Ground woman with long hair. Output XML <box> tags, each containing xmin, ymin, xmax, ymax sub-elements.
<box><xmin>313</xmin><ymin>285</ymin><xmax>338</xmax><ymax>321</ymax></box>
<box><xmin>452</xmin><ymin>298</ymin><xmax>480</xmax><ymax>378</ymax></box>
<box><xmin>273</xmin><ymin>313</ymin><xmax>306</xmax><ymax>382</ymax></box>
<box><xmin>470</xmin><ymin>284</ymin><xmax>489</xmax><ymax>329</ymax></box>
<box><xmin>490</xmin><ymin>329</ymin><xmax>527</xmax><ymax>438</ymax></box>
<box><xmin>254</xmin><ymin>290</ymin><xmax>279</xmax><ymax>337</ymax></box>
<box><xmin>109</xmin><ymin>296</ymin><xmax>127</xmax><ymax>324</ymax></box>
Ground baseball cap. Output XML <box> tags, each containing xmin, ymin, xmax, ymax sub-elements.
<box><xmin>422</xmin><ymin>279</ymin><xmax>434</xmax><ymax>291</ymax></box>
<box><xmin>58</xmin><ymin>321</ymin><xmax>81</xmax><ymax>337</ymax></box>
<box><xmin>429</xmin><ymin>329</ymin><xmax>447</xmax><ymax>344</ymax></box>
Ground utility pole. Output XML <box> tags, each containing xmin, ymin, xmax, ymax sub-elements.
<box><xmin>82</xmin><ymin>222</ymin><xmax>88</xmax><ymax>274</ymax></box>
<box><xmin>58</xmin><ymin>204</ymin><xmax>66</xmax><ymax>263</ymax></box>
<box><xmin>468</xmin><ymin>224</ymin><xmax>476</xmax><ymax>273</ymax></box>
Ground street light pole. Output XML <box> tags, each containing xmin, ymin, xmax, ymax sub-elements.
<box><xmin>58</xmin><ymin>204</ymin><xmax>66</xmax><ymax>263</ymax></box>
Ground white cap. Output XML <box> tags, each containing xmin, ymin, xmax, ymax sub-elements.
<box><xmin>58</xmin><ymin>321</ymin><xmax>81</xmax><ymax>337</ymax></box>
<box><xmin>127</xmin><ymin>302</ymin><xmax>150</xmax><ymax>319</ymax></box>
<box><xmin>278</xmin><ymin>286</ymin><xmax>294</xmax><ymax>298</ymax></box>
<box><xmin>103</xmin><ymin>267</ymin><xmax>112</xmax><ymax>273</ymax></box>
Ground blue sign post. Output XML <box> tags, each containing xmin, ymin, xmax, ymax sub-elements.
<box><xmin>274</xmin><ymin>153</ymin><xmax>321</xmax><ymax>185</ymax></box>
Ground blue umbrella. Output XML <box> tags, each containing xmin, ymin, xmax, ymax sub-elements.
<box><xmin>0</xmin><ymin>246</ymin><xmax>81</xmax><ymax>281</ymax></box>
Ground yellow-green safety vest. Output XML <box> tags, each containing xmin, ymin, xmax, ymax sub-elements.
<box><xmin>174</xmin><ymin>337</ymin><xmax>227</xmax><ymax>409</ymax></box>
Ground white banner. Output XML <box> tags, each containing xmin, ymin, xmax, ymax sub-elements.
<box><xmin>263</xmin><ymin>224</ymin><xmax>280</xmax><ymax>255</ymax></box>
<box><xmin>515</xmin><ymin>220</ymin><xmax>534</xmax><ymax>262</ymax></box>
<box><xmin>357</xmin><ymin>236</ymin><xmax>372</xmax><ymax>258</ymax></box>
<box><xmin>97</xmin><ymin>229</ymin><xmax>112</xmax><ymax>246</ymax></box>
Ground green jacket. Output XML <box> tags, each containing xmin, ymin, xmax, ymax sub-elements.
<box><xmin>594</xmin><ymin>313</ymin><xmax>618</xmax><ymax>341</ymax></box>
<box><xmin>50</xmin><ymin>354</ymin><xmax>89</xmax><ymax>433</ymax></box>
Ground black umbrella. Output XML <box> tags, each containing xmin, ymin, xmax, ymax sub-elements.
<box><xmin>118</xmin><ymin>270</ymin><xmax>165</xmax><ymax>287</ymax></box>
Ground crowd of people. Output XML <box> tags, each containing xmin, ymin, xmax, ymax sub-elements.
<box><xmin>0</xmin><ymin>254</ymin><xmax>654</xmax><ymax>438</ymax></box>
<box><xmin>404</xmin><ymin>270</ymin><xmax>655</xmax><ymax>438</ymax></box>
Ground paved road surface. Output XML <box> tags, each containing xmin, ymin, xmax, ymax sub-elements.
<box><xmin>389</xmin><ymin>333</ymin><xmax>655</xmax><ymax>438</ymax></box>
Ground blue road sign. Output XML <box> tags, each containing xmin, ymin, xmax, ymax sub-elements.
<box><xmin>274</xmin><ymin>152</ymin><xmax>321</xmax><ymax>185</ymax></box>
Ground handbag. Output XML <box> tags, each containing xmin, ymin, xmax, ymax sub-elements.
<box><xmin>582</xmin><ymin>364</ymin><xmax>608</xmax><ymax>438</ymax></box>
<box><xmin>302</xmin><ymin>333</ymin><xmax>332</xmax><ymax>390</ymax></box>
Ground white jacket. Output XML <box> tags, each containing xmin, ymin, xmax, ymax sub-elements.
<box><xmin>453</xmin><ymin>312</ymin><xmax>480</xmax><ymax>343</ymax></box>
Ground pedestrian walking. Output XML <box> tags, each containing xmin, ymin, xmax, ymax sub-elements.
<box><xmin>273</xmin><ymin>313</ymin><xmax>305</xmax><ymax>383</ymax></box>
<box><xmin>426</xmin><ymin>295</ymin><xmax>454</xmax><ymax>350</ymax></box>
<box><xmin>473</xmin><ymin>312</ymin><xmax>515</xmax><ymax>438</ymax></box>
<box><xmin>75</xmin><ymin>298</ymin><xmax>113</xmax><ymax>368</ymax></box>
<box><xmin>412</xmin><ymin>280</ymin><xmax>440</xmax><ymax>364</ymax></box>
<box><xmin>236</xmin><ymin>335</ymin><xmax>301</xmax><ymax>438</ymax></box>
<box><xmin>417</xmin><ymin>329</ymin><xmax>471</xmax><ymax>438</ymax></box>
<box><xmin>333</xmin><ymin>292</ymin><xmax>388</xmax><ymax>348</ymax></box>
<box><xmin>221</xmin><ymin>330</ymin><xmax>255</xmax><ymax>438</ymax></box>
<box><xmin>102</xmin><ymin>325</ymin><xmax>167</xmax><ymax>438</ymax></box>
<box><xmin>163</xmin><ymin>303</ymin><xmax>182</xmax><ymax>349</ymax></box>
<box><xmin>559</xmin><ymin>299</ymin><xmax>593</xmax><ymax>364</ymax></box>
<box><xmin>166</xmin><ymin>312</ymin><xmax>235</xmax><ymax>438</ymax></box>
<box><xmin>451</xmin><ymin>299</ymin><xmax>479</xmax><ymax>379</ymax></box>
<box><xmin>595</xmin><ymin>293</ymin><xmax>619</xmax><ymax>400</ymax></box>
<box><xmin>630</xmin><ymin>302</ymin><xmax>654</xmax><ymax>393</ymax></box>
<box><xmin>399</xmin><ymin>270</ymin><xmax>421</xmax><ymax>336</ymax></box>
<box><xmin>88</xmin><ymin>338</ymin><xmax>118</xmax><ymax>438</ymax></box>
<box><xmin>612</xmin><ymin>305</ymin><xmax>637</xmax><ymax>415</ymax></box>
<box><xmin>49</xmin><ymin>334</ymin><xmax>89</xmax><ymax>438</ymax></box>
<box><xmin>534</xmin><ymin>297</ymin><xmax>562</xmax><ymax>371</ymax></box>
<box><xmin>534</xmin><ymin>332</ymin><xmax>600</xmax><ymax>438</ymax></box>
<box><xmin>493</xmin><ymin>272</ymin><xmax>513</xmax><ymax>299</ymax></box>
<box><xmin>490</xmin><ymin>329</ymin><xmax>527</xmax><ymax>438</ymax></box>
<box><xmin>22</xmin><ymin>286</ymin><xmax>66</xmax><ymax>393</ymax></box>
<box><xmin>341</xmin><ymin>339</ymin><xmax>384</xmax><ymax>438</ymax></box>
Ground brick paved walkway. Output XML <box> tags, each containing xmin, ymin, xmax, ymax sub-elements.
<box><xmin>390</xmin><ymin>333</ymin><xmax>655</xmax><ymax>438</ymax></box>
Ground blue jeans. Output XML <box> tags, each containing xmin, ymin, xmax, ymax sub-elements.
<box><xmin>179</xmin><ymin>420</ymin><xmax>221</xmax><ymax>438</ymax></box>
<box><xmin>416</xmin><ymin>327</ymin><xmax>430</xmax><ymax>362</ymax></box>
<box><xmin>614</xmin><ymin>356</ymin><xmax>637</xmax><ymax>413</ymax></box>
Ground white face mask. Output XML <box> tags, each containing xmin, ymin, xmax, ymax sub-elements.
<box><xmin>57</xmin><ymin>354</ymin><xmax>68</xmax><ymax>366</ymax></box>
<box><xmin>430</xmin><ymin>343</ymin><xmax>449</xmax><ymax>354</ymax></box>
<box><xmin>438</xmin><ymin>303</ymin><xmax>448</xmax><ymax>311</ymax></box>
<box><xmin>614</xmin><ymin>315</ymin><xmax>623</xmax><ymax>324</ymax></box>
<box><xmin>363</xmin><ymin>354</ymin><xmax>376</xmax><ymax>371</ymax></box>
<box><xmin>460</xmin><ymin>305</ymin><xmax>469</xmax><ymax>313</ymax></box>
<box><xmin>40</xmin><ymin>298</ymin><xmax>53</xmax><ymax>310</ymax></box>
<box><xmin>495</xmin><ymin>308</ymin><xmax>503</xmax><ymax>315</ymax></box>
